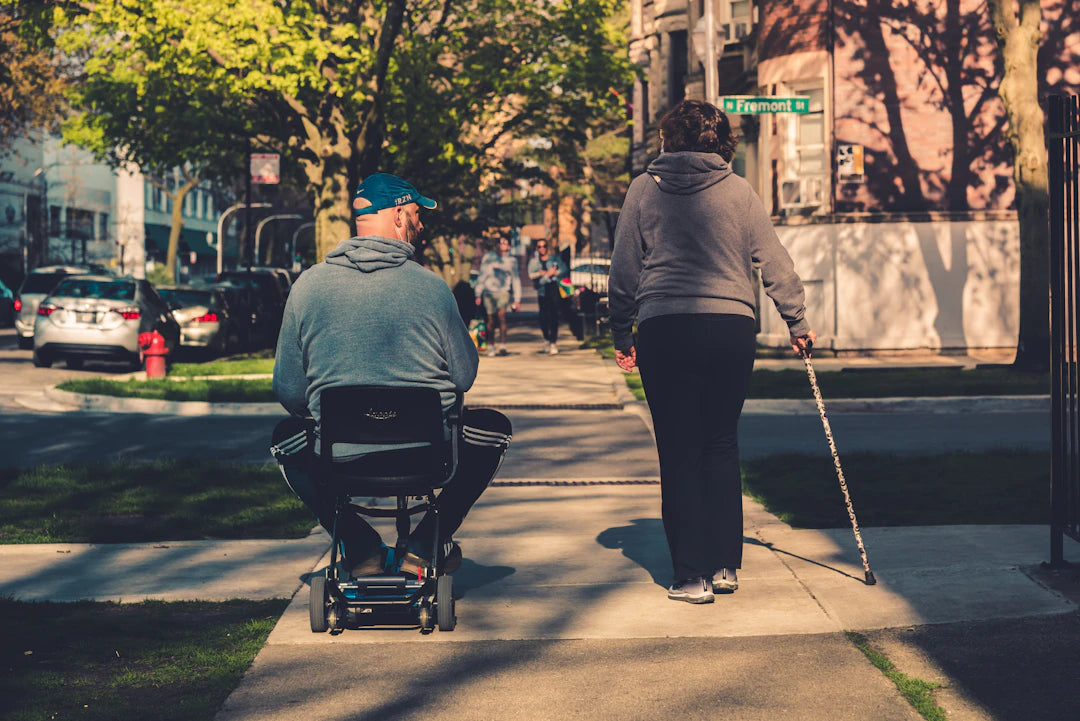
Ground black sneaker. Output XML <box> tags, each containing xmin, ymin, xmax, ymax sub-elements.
<box><xmin>667</xmin><ymin>576</ymin><xmax>714</xmax><ymax>604</ymax></box>
<box><xmin>711</xmin><ymin>568</ymin><xmax>738</xmax><ymax>593</ymax></box>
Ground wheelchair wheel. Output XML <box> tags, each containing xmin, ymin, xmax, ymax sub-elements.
<box><xmin>309</xmin><ymin>574</ymin><xmax>329</xmax><ymax>633</ymax></box>
<box><xmin>418</xmin><ymin>602</ymin><xmax>434</xmax><ymax>633</ymax></box>
<box><xmin>436</xmin><ymin>575</ymin><xmax>456</xmax><ymax>631</ymax></box>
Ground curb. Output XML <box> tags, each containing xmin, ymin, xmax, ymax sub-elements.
<box><xmin>42</xmin><ymin>383</ymin><xmax>1050</xmax><ymax>417</ymax></box>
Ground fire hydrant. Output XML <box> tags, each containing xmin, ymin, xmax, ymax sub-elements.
<box><xmin>138</xmin><ymin>330</ymin><xmax>169</xmax><ymax>379</ymax></box>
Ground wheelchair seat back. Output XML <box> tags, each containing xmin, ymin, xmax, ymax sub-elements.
<box><xmin>318</xmin><ymin>385</ymin><xmax>458</xmax><ymax>495</ymax></box>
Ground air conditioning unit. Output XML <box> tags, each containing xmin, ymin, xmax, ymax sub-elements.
<box><xmin>780</xmin><ymin>176</ymin><xmax>826</xmax><ymax>209</ymax></box>
<box><xmin>734</xmin><ymin>22</ymin><xmax>752</xmax><ymax>40</ymax></box>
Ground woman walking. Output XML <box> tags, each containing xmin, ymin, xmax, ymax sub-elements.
<box><xmin>527</xmin><ymin>240</ymin><xmax>568</xmax><ymax>354</ymax></box>
<box><xmin>608</xmin><ymin>99</ymin><xmax>815</xmax><ymax>604</ymax></box>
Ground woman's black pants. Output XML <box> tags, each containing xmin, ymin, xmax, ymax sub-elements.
<box><xmin>537</xmin><ymin>289</ymin><xmax>560</xmax><ymax>342</ymax></box>
<box><xmin>636</xmin><ymin>313</ymin><xmax>756</xmax><ymax>582</ymax></box>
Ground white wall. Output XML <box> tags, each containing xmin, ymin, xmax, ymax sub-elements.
<box><xmin>758</xmin><ymin>219</ymin><xmax>1020</xmax><ymax>351</ymax></box>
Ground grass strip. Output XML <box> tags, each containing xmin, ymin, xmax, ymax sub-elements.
<box><xmin>57</xmin><ymin>377</ymin><xmax>276</xmax><ymax>403</ymax></box>
<box><xmin>0</xmin><ymin>459</ymin><xmax>311</xmax><ymax>544</ymax></box>
<box><xmin>741</xmin><ymin>450</ymin><xmax>1048</xmax><ymax>528</ymax></box>
<box><xmin>0</xmin><ymin>598</ymin><xmax>287</xmax><ymax>721</ymax></box>
<box><xmin>168</xmin><ymin>356</ymin><xmax>275</xmax><ymax>378</ymax></box>
<box><xmin>846</xmin><ymin>631</ymin><xmax>948</xmax><ymax>721</ymax></box>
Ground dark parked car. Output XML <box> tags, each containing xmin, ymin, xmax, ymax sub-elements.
<box><xmin>14</xmin><ymin>265</ymin><xmax>106</xmax><ymax>349</ymax></box>
<box><xmin>216</xmin><ymin>269</ymin><xmax>286</xmax><ymax>342</ymax></box>
<box><xmin>212</xmin><ymin>281</ymin><xmax>276</xmax><ymax>350</ymax></box>
<box><xmin>0</xmin><ymin>278</ymin><xmax>14</xmax><ymax>327</ymax></box>
<box><xmin>32</xmin><ymin>275</ymin><xmax>180</xmax><ymax>370</ymax></box>
<box><xmin>158</xmin><ymin>285</ymin><xmax>243</xmax><ymax>357</ymax></box>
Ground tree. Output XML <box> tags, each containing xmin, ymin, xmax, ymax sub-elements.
<box><xmin>988</xmin><ymin>0</ymin><xmax>1049</xmax><ymax>371</ymax></box>
<box><xmin>0</xmin><ymin>5</ymin><xmax>68</xmax><ymax>152</ymax></box>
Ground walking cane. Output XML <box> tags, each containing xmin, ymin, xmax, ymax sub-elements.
<box><xmin>800</xmin><ymin>341</ymin><xmax>877</xmax><ymax>585</ymax></box>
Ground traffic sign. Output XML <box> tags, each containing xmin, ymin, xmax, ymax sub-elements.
<box><xmin>250</xmin><ymin>153</ymin><xmax>281</xmax><ymax>184</ymax></box>
<box><xmin>721</xmin><ymin>96</ymin><xmax>810</xmax><ymax>114</ymax></box>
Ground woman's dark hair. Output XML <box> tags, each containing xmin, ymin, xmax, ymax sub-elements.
<box><xmin>658</xmin><ymin>99</ymin><xmax>738</xmax><ymax>162</ymax></box>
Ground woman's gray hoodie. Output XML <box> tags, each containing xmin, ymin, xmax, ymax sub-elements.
<box><xmin>608</xmin><ymin>152</ymin><xmax>810</xmax><ymax>351</ymax></box>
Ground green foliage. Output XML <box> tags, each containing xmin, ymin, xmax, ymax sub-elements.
<box><xmin>0</xmin><ymin>598</ymin><xmax>288</xmax><ymax>721</ymax></box>
<box><xmin>0</xmin><ymin>459</ymin><xmax>310</xmax><ymax>543</ymax></box>
<box><xmin>846</xmin><ymin>632</ymin><xmax>948</xmax><ymax>721</ymax></box>
<box><xmin>56</xmin><ymin>377</ymin><xmax>276</xmax><ymax>403</ymax></box>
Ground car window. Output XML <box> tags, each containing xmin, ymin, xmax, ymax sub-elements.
<box><xmin>50</xmin><ymin>278</ymin><xmax>136</xmax><ymax>301</ymax></box>
<box><xmin>159</xmin><ymin>289</ymin><xmax>213</xmax><ymax>308</ymax></box>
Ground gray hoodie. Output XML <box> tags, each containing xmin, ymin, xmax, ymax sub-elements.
<box><xmin>608</xmin><ymin>152</ymin><xmax>810</xmax><ymax>351</ymax></box>
<box><xmin>273</xmin><ymin>236</ymin><xmax>478</xmax><ymax>454</ymax></box>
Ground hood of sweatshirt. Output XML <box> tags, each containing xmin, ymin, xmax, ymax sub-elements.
<box><xmin>646</xmin><ymin>151</ymin><xmax>733</xmax><ymax>195</ymax></box>
<box><xmin>325</xmin><ymin>236</ymin><xmax>415</xmax><ymax>273</ymax></box>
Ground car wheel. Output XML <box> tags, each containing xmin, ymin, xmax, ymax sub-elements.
<box><xmin>66</xmin><ymin>357</ymin><xmax>84</xmax><ymax>370</ymax></box>
<box><xmin>17</xmin><ymin>336</ymin><xmax>33</xmax><ymax>350</ymax></box>
<box><xmin>32</xmin><ymin>350</ymin><xmax>52</xmax><ymax>368</ymax></box>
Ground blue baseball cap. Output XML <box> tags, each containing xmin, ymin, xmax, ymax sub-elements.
<box><xmin>353</xmin><ymin>173</ymin><xmax>438</xmax><ymax>216</ymax></box>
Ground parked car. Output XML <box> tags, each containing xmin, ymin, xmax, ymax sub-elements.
<box><xmin>157</xmin><ymin>285</ymin><xmax>242</xmax><ymax>357</ymax></box>
<box><xmin>216</xmin><ymin>269</ymin><xmax>286</xmax><ymax>341</ymax></box>
<box><xmin>32</xmin><ymin>275</ymin><xmax>180</xmax><ymax>370</ymax></box>
<box><xmin>14</xmin><ymin>265</ymin><xmax>105</xmax><ymax>349</ymax></box>
<box><xmin>0</xmin><ymin>278</ymin><xmax>14</xmax><ymax>327</ymax></box>
<box><xmin>212</xmin><ymin>281</ymin><xmax>275</xmax><ymax>350</ymax></box>
<box><xmin>569</xmin><ymin>257</ymin><xmax>611</xmax><ymax>295</ymax></box>
<box><xmin>244</xmin><ymin>266</ymin><xmax>293</xmax><ymax>299</ymax></box>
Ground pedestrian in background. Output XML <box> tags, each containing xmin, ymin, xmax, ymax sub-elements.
<box><xmin>527</xmin><ymin>239</ymin><xmax>568</xmax><ymax>354</ymax></box>
<box><xmin>608</xmin><ymin>99</ymin><xmax>816</xmax><ymax>605</ymax></box>
<box><xmin>474</xmin><ymin>236</ymin><xmax>521</xmax><ymax>356</ymax></box>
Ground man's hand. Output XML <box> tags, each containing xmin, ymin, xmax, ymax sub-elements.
<box><xmin>475</xmin><ymin>297</ymin><xmax>482</xmax><ymax>306</ymax></box>
<box><xmin>615</xmin><ymin>347</ymin><xmax>637</xmax><ymax>372</ymax></box>
<box><xmin>511</xmin><ymin>302</ymin><xmax>520</xmax><ymax>312</ymax></box>
<box><xmin>791</xmin><ymin>329</ymin><xmax>817</xmax><ymax>357</ymax></box>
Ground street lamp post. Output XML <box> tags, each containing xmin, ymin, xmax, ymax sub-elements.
<box><xmin>692</xmin><ymin>0</ymin><xmax>720</xmax><ymax>106</ymax></box>
<box><xmin>290</xmin><ymin>221</ymin><xmax>315</xmax><ymax>271</ymax></box>
<box><xmin>254</xmin><ymin>213</ymin><xmax>303</xmax><ymax>265</ymax></box>
<box><xmin>215</xmin><ymin>202</ymin><xmax>271</xmax><ymax>274</ymax></box>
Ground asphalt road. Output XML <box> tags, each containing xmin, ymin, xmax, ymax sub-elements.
<box><xmin>0</xmin><ymin>327</ymin><xmax>1050</xmax><ymax>471</ymax></box>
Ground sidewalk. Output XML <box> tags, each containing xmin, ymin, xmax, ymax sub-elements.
<box><xmin>3</xmin><ymin>312</ymin><xmax>1077</xmax><ymax>720</ymax></box>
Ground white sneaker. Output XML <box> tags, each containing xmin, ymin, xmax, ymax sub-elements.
<box><xmin>485</xmin><ymin>347</ymin><xmax>497</xmax><ymax>357</ymax></box>
<box><xmin>667</xmin><ymin>576</ymin><xmax>714</xmax><ymax>604</ymax></box>
<box><xmin>548</xmin><ymin>343</ymin><xmax>559</xmax><ymax>355</ymax></box>
<box><xmin>541</xmin><ymin>341</ymin><xmax>551</xmax><ymax>354</ymax></box>
<box><xmin>711</xmin><ymin>568</ymin><xmax>738</xmax><ymax>592</ymax></box>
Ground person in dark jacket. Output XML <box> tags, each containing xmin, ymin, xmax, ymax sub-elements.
<box><xmin>608</xmin><ymin>100</ymin><xmax>816</xmax><ymax>604</ymax></box>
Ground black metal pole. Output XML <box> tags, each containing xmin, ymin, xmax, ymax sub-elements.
<box><xmin>1049</xmin><ymin>94</ymin><xmax>1066</xmax><ymax>566</ymax></box>
<box><xmin>244</xmin><ymin>141</ymin><xmax>252</xmax><ymax>269</ymax></box>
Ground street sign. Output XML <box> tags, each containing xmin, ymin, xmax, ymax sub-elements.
<box><xmin>721</xmin><ymin>96</ymin><xmax>810</xmax><ymax>114</ymax></box>
<box><xmin>250</xmin><ymin>153</ymin><xmax>280</xmax><ymax>184</ymax></box>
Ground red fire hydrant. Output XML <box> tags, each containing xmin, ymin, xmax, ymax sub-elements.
<box><xmin>138</xmin><ymin>330</ymin><xmax>169</xmax><ymax>378</ymax></box>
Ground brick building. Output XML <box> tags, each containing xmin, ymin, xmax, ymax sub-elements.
<box><xmin>628</xmin><ymin>0</ymin><xmax>1079</xmax><ymax>352</ymax></box>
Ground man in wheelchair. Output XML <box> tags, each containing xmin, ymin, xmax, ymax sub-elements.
<box><xmin>272</xmin><ymin>172</ymin><xmax>512</xmax><ymax>580</ymax></box>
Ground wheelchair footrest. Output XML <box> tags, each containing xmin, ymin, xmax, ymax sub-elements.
<box><xmin>337</xmin><ymin>575</ymin><xmax>427</xmax><ymax>605</ymax></box>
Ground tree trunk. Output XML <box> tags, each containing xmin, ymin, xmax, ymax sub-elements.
<box><xmin>164</xmin><ymin>175</ymin><xmax>200</xmax><ymax>283</ymax></box>
<box><xmin>990</xmin><ymin>0</ymin><xmax>1049</xmax><ymax>371</ymax></box>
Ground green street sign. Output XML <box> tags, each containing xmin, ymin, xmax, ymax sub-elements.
<box><xmin>721</xmin><ymin>96</ymin><xmax>810</xmax><ymax>114</ymax></box>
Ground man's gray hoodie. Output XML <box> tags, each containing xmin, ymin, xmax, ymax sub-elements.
<box><xmin>608</xmin><ymin>152</ymin><xmax>810</xmax><ymax>351</ymax></box>
<box><xmin>273</xmin><ymin>236</ymin><xmax>478</xmax><ymax>446</ymax></box>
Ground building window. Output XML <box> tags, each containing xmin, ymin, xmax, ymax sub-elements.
<box><xmin>722</xmin><ymin>0</ymin><xmax>754</xmax><ymax>43</ymax></box>
<box><xmin>668</xmin><ymin>30</ymin><xmax>688</xmax><ymax>108</ymax></box>
<box><xmin>779</xmin><ymin>87</ymin><xmax>826</xmax><ymax>211</ymax></box>
<box><xmin>49</xmin><ymin>206</ymin><xmax>61</xmax><ymax>237</ymax></box>
<box><xmin>68</xmin><ymin>208</ymin><xmax>95</xmax><ymax>240</ymax></box>
<box><xmin>99</xmin><ymin>212</ymin><xmax>109</xmax><ymax>241</ymax></box>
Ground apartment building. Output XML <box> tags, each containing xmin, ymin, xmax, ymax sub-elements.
<box><xmin>628</xmin><ymin>0</ymin><xmax>1079</xmax><ymax>352</ymax></box>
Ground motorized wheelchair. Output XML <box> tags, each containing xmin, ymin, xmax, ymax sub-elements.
<box><xmin>304</xmin><ymin>385</ymin><xmax>463</xmax><ymax>634</ymax></box>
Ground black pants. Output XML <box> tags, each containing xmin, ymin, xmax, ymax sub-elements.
<box><xmin>274</xmin><ymin>408</ymin><xmax>511</xmax><ymax>566</ymax></box>
<box><xmin>538</xmin><ymin>289</ymin><xmax>560</xmax><ymax>342</ymax></box>
<box><xmin>636</xmin><ymin>314</ymin><xmax>756</xmax><ymax>581</ymax></box>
